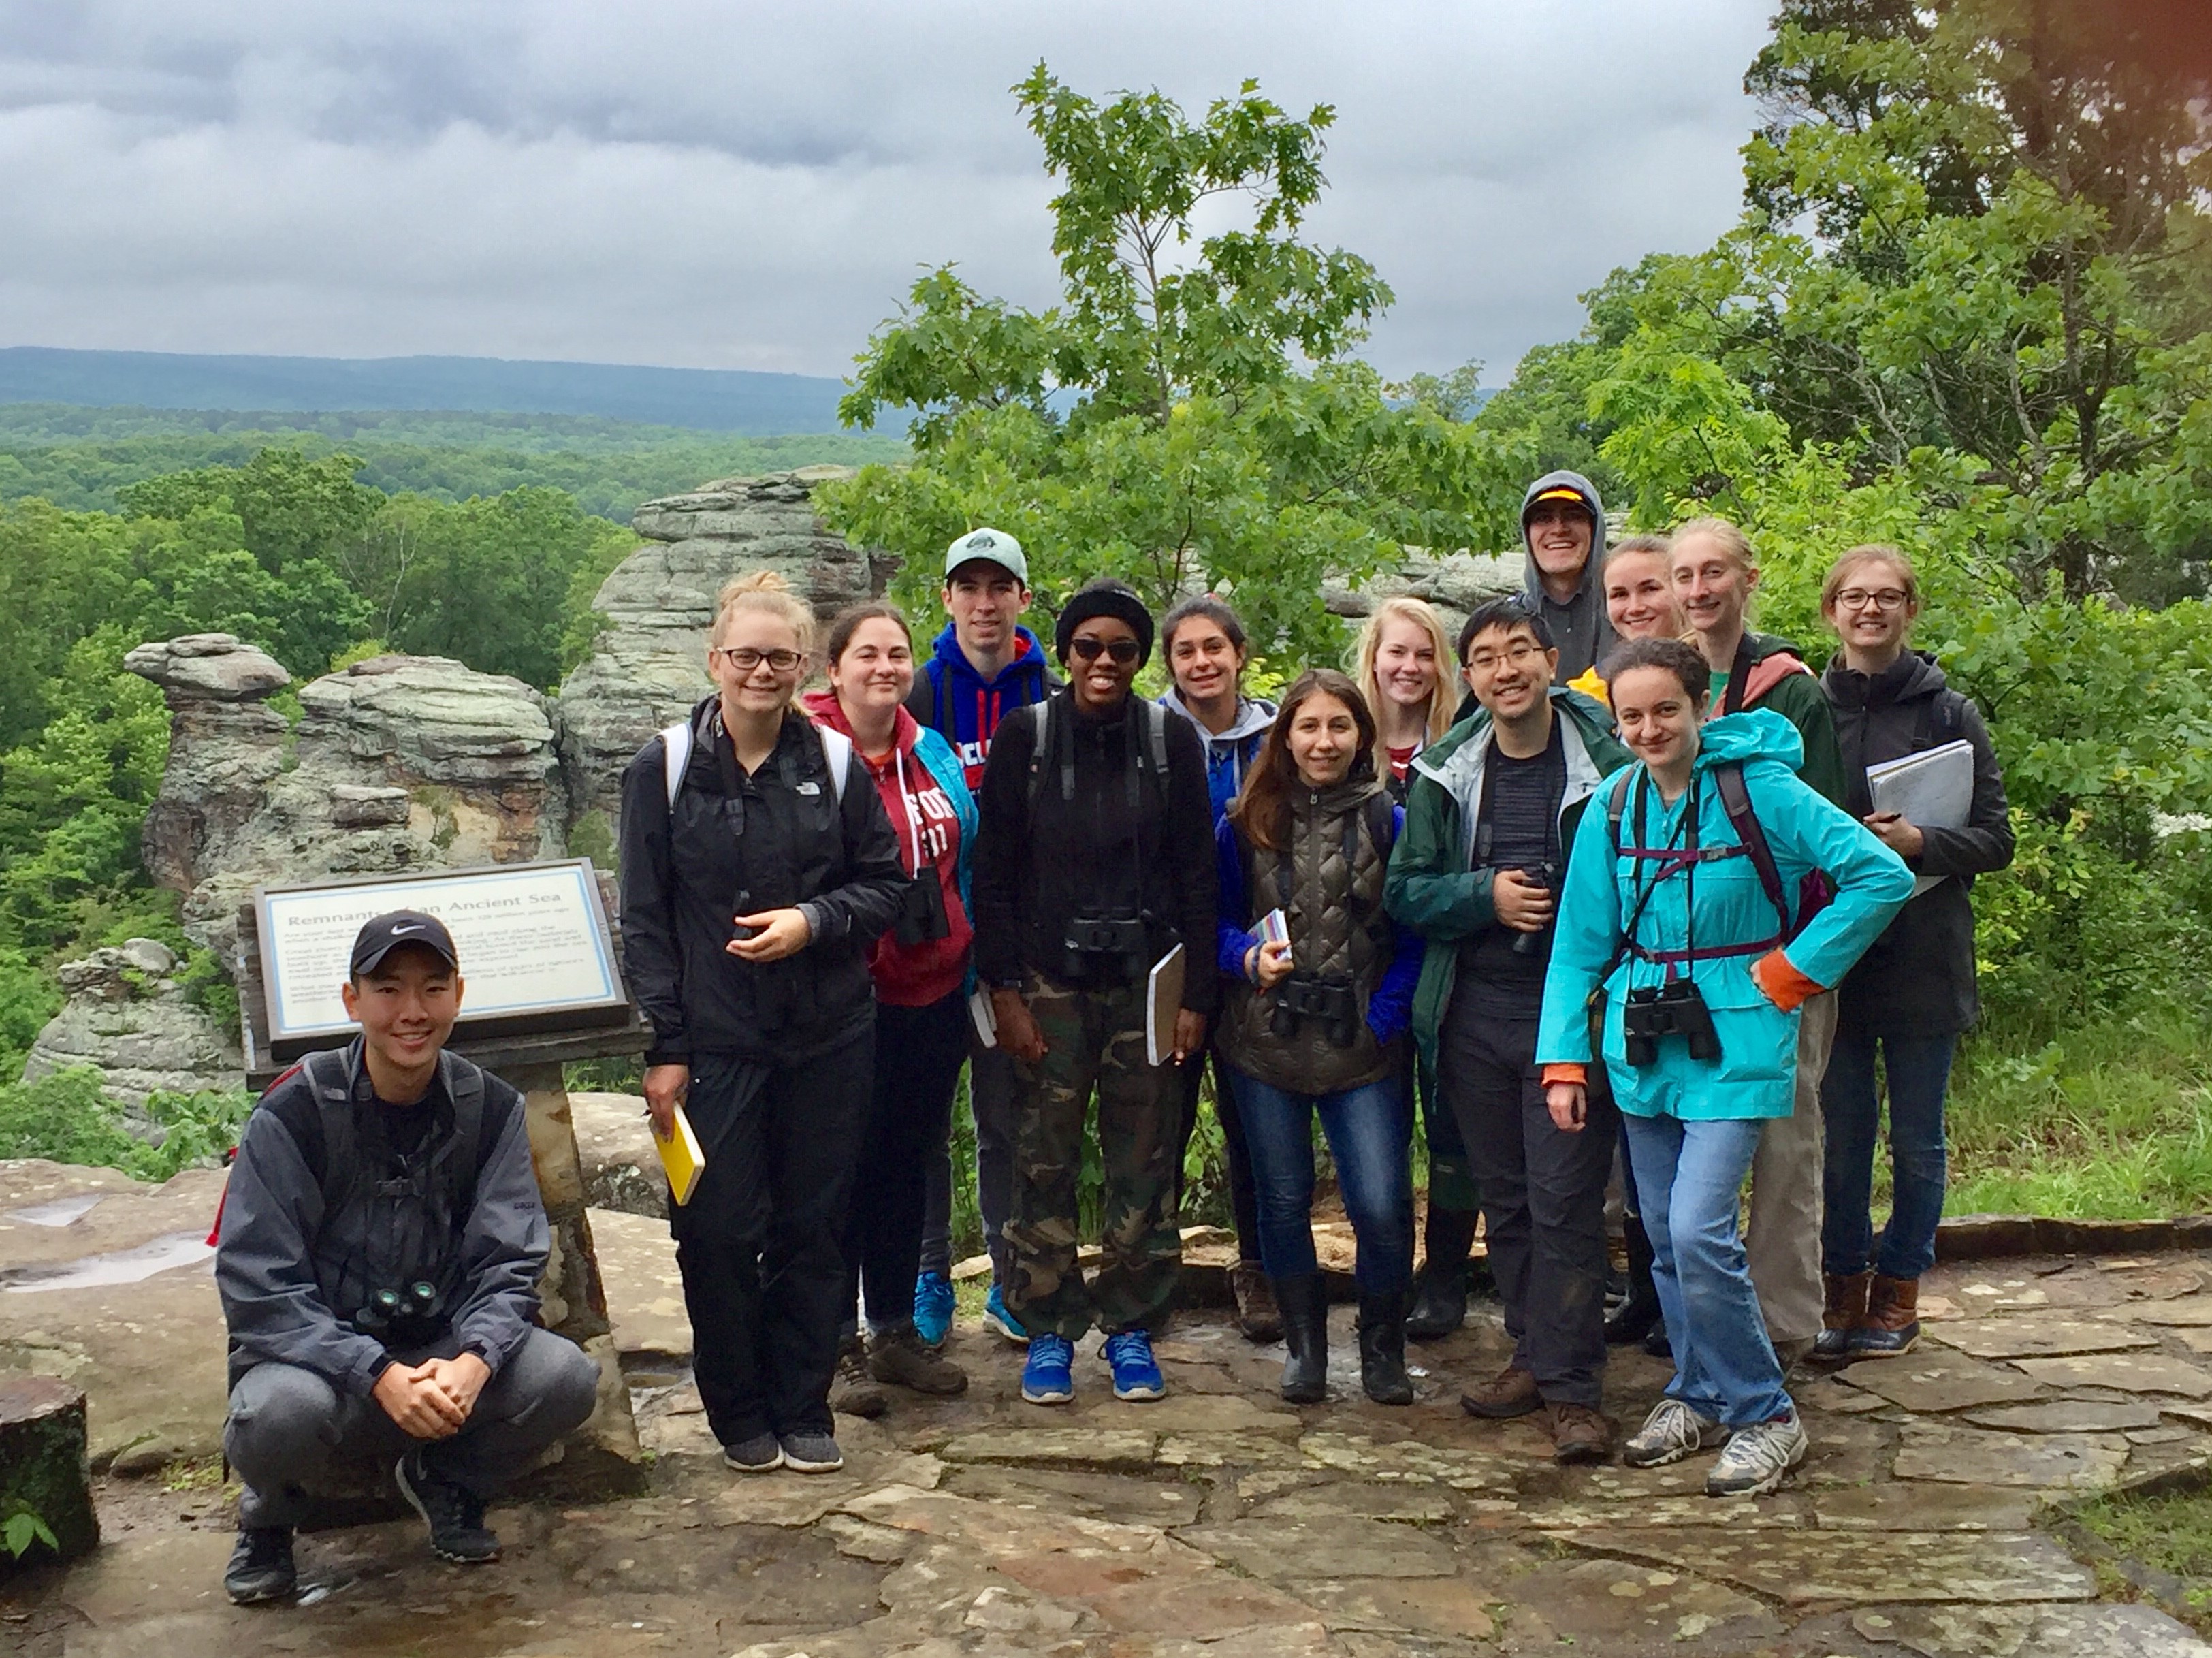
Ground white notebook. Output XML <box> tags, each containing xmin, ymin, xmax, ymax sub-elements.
<box><xmin>1866</xmin><ymin>739</ymin><xmax>1974</xmax><ymax>895</ymax></box>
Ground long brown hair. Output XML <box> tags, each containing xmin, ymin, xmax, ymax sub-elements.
<box><xmin>1230</xmin><ymin>669</ymin><xmax>1377</xmax><ymax>853</ymax></box>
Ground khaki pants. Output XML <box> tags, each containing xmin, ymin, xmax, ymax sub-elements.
<box><xmin>1746</xmin><ymin>990</ymin><xmax>1836</xmax><ymax>1350</ymax></box>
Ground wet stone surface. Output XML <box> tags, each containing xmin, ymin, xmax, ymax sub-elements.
<box><xmin>8</xmin><ymin>1192</ymin><xmax>2212</xmax><ymax>1655</ymax></box>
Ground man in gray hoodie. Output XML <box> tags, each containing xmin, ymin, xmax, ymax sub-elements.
<box><xmin>1519</xmin><ymin>471</ymin><xmax>1612</xmax><ymax>684</ymax></box>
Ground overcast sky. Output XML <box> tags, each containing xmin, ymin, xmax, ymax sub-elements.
<box><xmin>0</xmin><ymin>1</ymin><xmax>1774</xmax><ymax>387</ymax></box>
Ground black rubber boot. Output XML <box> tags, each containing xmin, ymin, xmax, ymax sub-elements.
<box><xmin>1358</xmin><ymin>1288</ymin><xmax>1414</xmax><ymax>1405</ymax></box>
<box><xmin>1605</xmin><ymin>1216</ymin><xmax>1663</xmax><ymax>1345</ymax></box>
<box><xmin>1272</xmin><ymin>1274</ymin><xmax>1329</xmax><ymax>1403</ymax></box>
<box><xmin>1405</xmin><ymin>1207</ymin><xmax>1478</xmax><ymax>1341</ymax></box>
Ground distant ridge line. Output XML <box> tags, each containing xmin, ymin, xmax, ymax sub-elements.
<box><xmin>0</xmin><ymin>347</ymin><xmax>850</xmax><ymax>435</ymax></box>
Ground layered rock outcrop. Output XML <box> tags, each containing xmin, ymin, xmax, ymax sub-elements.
<box><xmin>556</xmin><ymin>467</ymin><xmax>894</xmax><ymax>838</ymax></box>
<box><xmin>126</xmin><ymin>641</ymin><xmax>566</xmax><ymax>963</ymax></box>
<box><xmin>20</xmin><ymin>940</ymin><xmax>244</xmax><ymax>1113</ymax></box>
<box><xmin>1323</xmin><ymin>549</ymin><xmax>1522</xmax><ymax>643</ymax></box>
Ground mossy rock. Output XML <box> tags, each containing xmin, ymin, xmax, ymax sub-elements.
<box><xmin>0</xmin><ymin>1376</ymin><xmax>98</xmax><ymax>1567</ymax></box>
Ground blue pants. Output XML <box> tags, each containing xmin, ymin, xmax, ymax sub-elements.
<box><xmin>1624</xmin><ymin>1113</ymin><xmax>1791</xmax><ymax>1428</ymax></box>
<box><xmin>1225</xmin><ymin>1066</ymin><xmax>1414</xmax><ymax>1294</ymax></box>
<box><xmin>1820</xmin><ymin>1025</ymin><xmax>1955</xmax><ymax>1280</ymax></box>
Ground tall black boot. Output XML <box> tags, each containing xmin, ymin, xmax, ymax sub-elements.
<box><xmin>1358</xmin><ymin>1288</ymin><xmax>1413</xmax><ymax>1405</ymax></box>
<box><xmin>1405</xmin><ymin>1207</ymin><xmax>1478</xmax><ymax>1341</ymax></box>
<box><xmin>1272</xmin><ymin>1274</ymin><xmax>1328</xmax><ymax>1404</ymax></box>
<box><xmin>1605</xmin><ymin>1216</ymin><xmax>1663</xmax><ymax>1345</ymax></box>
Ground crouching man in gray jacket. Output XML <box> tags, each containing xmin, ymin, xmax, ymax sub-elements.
<box><xmin>215</xmin><ymin>911</ymin><xmax>600</xmax><ymax>1604</ymax></box>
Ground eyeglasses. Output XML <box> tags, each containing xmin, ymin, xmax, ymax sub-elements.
<box><xmin>1070</xmin><ymin>637</ymin><xmax>1140</xmax><ymax>665</ymax></box>
<box><xmin>1464</xmin><ymin>641</ymin><xmax>1548</xmax><ymax>673</ymax></box>
<box><xmin>1834</xmin><ymin>588</ymin><xmax>1911</xmax><ymax>612</ymax></box>
<box><xmin>714</xmin><ymin>647</ymin><xmax>805</xmax><ymax>673</ymax></box>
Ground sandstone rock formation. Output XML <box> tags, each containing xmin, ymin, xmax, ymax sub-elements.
<box><xmin>127</xmin><ymin>640</ymin><xmax>567</xmax><ymax>963</ymax></box>
<box><xmin>1324</xmin><ymin>549</ymin><xmax>1522</xmax><ymax>643</ymax></box>
<box><xmin>556</xmin><ymin>467</ymin><xmax>894</xmax><ymax>839</ymax></box>
<box><xmin>21</xmin><ymin>940</ymin><xmax>243</xmax><ymax>1111</ymax></box>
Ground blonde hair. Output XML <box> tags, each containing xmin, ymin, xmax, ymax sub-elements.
<box><xmin>711</xmin><ymin>570</ymin><xmax>817</xmax><ymax>656</ymax></box>
<box><xmin>1670</xmin><ymin>516</ymin><xmax>1755</xmax><ymax>573</ymax></box>
<box><xmin>1351</xmin><ymin>596</ymin><xmax>1455</xmax><ymax>765</ymax></box>
<box><xmin>1821</xmin><ymin>544</ymin><xmax>1919</xmax><ymax>615</ymax></box>
<box><xmin>1607</xmin><ymin>532</ymin><xmax>1673</xmax><ymax>567</ymax></box>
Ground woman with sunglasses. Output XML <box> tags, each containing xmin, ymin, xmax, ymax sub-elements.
<box><xmin>619</xmin><ymin>571</ymin><xmax>907</xmax><ymax>1478</ymax></box>
<box><xmin>1816</xmin><ymin>547</ymin><xmax>2012</xmax><ymax>1360</ymax></box>
<box><xmin>972</xmin><ymin>577</ymin><xmax>1219</xmax><ymax>1407</ymax></box>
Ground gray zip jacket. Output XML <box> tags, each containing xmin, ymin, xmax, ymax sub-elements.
<box><xmin>215</xmin><ymin>1040</ymin><xmax>549</xmax><ymax>1397</ymax></box>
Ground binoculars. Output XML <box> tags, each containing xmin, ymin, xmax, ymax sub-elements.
<box><xmin>1511</xmin><ymin>863</ymin><xmax>1558</xmax><ymax>957</ymax></box>
<box><xmin>893</xmin><ymin>869</ymin><xmax>951</xmax><ymax>946</ymax></box>
<box><xmin>1270</xmin><ymin>972</ymin><xmax>1360</xmax><ymax>1049</ymax></box>
<box><xmin>1622</xmin><ymin>979</ymin><xmax>1722</xmax><ymax>1066</ymax></box>
<box><xmin>1061</xmin><ymin>913</ymin><xmax>1149</xmax><ymax>979</ymax></box>
<box><xmin>351</xmin><ymin>1279</ymin><xmax>447</xmax><ymax>1348</ymax></box>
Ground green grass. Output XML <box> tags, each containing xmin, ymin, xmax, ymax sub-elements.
<box><xmin>2068</xmin><ymin>1487</ymin><xmax>2212</xmax><ymax>1633</ymax></box>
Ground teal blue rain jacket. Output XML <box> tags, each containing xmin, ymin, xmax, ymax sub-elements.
<box><xmin>1536</xmin><ymin>710</ymin><xmax>1913</xmax><ymax>1121</ymax></box>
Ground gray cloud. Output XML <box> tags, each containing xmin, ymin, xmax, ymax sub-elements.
<box><xmin>0</xmin><ymin>1</ymin><xmax>1772</xmax><ymax>387</ymax></box>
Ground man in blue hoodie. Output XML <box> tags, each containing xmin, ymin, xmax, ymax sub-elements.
<box><xmin>909</xmin><ymin>528</ymin><xmax>1058</xmax><ymax>1348</ymax></box>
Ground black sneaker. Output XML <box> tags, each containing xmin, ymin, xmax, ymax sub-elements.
<box><xmin>395</xmin><ymin>1449</ymin><xmax>501</xmax><ymax>1564</ymax></box>
<box><xmin>224</xmin><ymin>1525</ymin><xmax>296</xmax><ymax>1604</ymax></box>
<box><xmin>722</xmin><ymin>1432</ymin><xmax>784</xmax><ymax>1473</ymax></box>
<box><xmin>778</xmin><ymin>1431</ymin><xmax>844</xmax><ymax>1473</ymax></box>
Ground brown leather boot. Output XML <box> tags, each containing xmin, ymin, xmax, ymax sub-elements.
<box><xmin>1459</xmin><ymin>1362</ymin><xmax>1541</xmax><ymax>1420</ymax></box>
<box><xmin>1231</xmin><ymin>1262</ymin><xmax>1284</xmax><ymax>1343</ymax></box>
<box><xmin>1546</xmin><ymin>1402</ymin><xmax>1615</xmax><ymax>1465</ymax></box>
<box><xmin>1846</xmin><ymin>1275</ymin><xmax>1921</xmax><ymax>1358</ymax></box>
<box><xmin>1814</xmin><ymin>1271</ymin><xmax>1874</xmax><ymax>1361</ymax></box>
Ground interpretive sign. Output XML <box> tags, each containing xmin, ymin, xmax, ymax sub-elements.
<box><xmin>254</xmin><ymin>860</ymin><xmax>631</xmax><ymax>1057</ymax></box>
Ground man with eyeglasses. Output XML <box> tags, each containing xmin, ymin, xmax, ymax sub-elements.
<box><xmin>1385</xmin><ymin>597</ymin><xmax>1631</xmax><ymax>1463</ymax></box>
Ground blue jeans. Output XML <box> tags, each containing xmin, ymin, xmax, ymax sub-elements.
<box><xmin>1624</xmin><ymin>1113</ymin><xmax>1791</xmax><ymax>1428</ymax></box>
<box><xmin>1820</xmin><ymin>1025</ymin><xmax>1955</xmax><ymax>1280</ymax></box>
<box><xmin>1225</xmin><ymin>1067</ymin><xmax>1414</xmax><ymax>1294</ymax></box>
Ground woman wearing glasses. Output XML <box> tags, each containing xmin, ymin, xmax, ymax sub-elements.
<box><xmin>618</xmin><ymin>571</ymin><xmax>906</xmax><ymax>1478</ymax></box>
<box><xmin>1816</xmin><ymin>547</ymin><xmax>2012</xmax><ymax>1360</ymax></box>
<box><xmin>972</xmin><ymin>577</ymin><xmax>1219</xmax><ymax>1407</ymax></box>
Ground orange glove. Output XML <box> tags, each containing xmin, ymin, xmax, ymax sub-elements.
<box><xmin>1752</xmin><ymin>949</ymin><xmax>1825</xmax><ymax>1013</ymax></box>
<box><xmin>1541</xmin><ymin>1062</ymin><xmax>1588</xmax><ymax>1087</ymax></box>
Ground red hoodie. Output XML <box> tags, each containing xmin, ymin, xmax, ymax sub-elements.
<box><xmin>802</xmin><ymin>690</ymin><xmax>972</xmax><ymax>1007</ymax></box>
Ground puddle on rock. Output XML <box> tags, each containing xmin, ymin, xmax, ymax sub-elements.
<box><xmin>5</xmin><ymin>1193</ymin><xmax>106</xmax><ymax>1228</ymax></box>
<box><xmin>0</xmin><ymin>1230</ymin><xmax>214</xmax><ymax>1292</ymax></box>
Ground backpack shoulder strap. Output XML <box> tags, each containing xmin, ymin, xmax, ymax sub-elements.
<box><xmin>1364</xmin><ymin>790</ymin><xmax>1397</xmax><ymax>857</ymax></box>
<box><xmin>434</xmin><ymin>1050</ymin><xmax>492</xmax><ymax>1192</ymax></box>
<box><xmin>659</xmin><ymin>719</ymin><xmax>692</xmax><ymax>811</ymax></box>
<box><xmin>1024</xmin><ymin>699</ymin><xmax>1055</xmax><ymax>814</ymax></box>
<box><xmin>818</xmin><ymin>725</ymin><xmax>852</xmax><ymax>807</ymax></box>
<box><xmin>1712</xmin><ymin>763</ymin><xmax>1793</xmax><ymax>934</ymax></box>
<box><xmin>300</xmin><ymin>1048</ymin><xmax>359</xmax><ymax>1215</ymax></box>
<box><xmin>1143</xmin><ymin>698</ymin><xmax>1169</xmax><ymax>778</ymax></box>
<box><xmin>1605</xmin><ymin>768</ymin><xmax>1634</xmax><ymax>852</ymax></box>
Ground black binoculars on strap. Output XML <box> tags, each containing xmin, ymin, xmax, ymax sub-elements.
<box><xmin>1270</xmin><ymin>972</ymin><xmax>1361</xmax><ymax>1049</ymax></box>
<box><xmin>1621</xmin><ymin>979</ymin><xmax>1722</xmax><ymax>1066</ymax></box>
<box><xmin>351</xmin><ymin>1280</ymin><xmax>447</xmax><ymax>1349</ymax></box>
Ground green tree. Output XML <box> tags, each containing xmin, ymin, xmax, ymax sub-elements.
<box><xmin>821</xmin><ymin>67</ymin><xmax>1524</xmax><ymax>657</ymax></box>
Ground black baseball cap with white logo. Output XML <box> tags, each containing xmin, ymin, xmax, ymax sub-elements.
<box><xmin>350</xmin><ymin>910</ymin><xmax>460</xmax><ymax>976</ymax></box>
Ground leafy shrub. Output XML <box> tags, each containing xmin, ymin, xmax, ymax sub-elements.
<box><xmin>0</xmin><ymin>1068</ymin><xmax>252</xmax><ymax>1182</ymax></box>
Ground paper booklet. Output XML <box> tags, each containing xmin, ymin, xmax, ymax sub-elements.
<box><xmin>967</xmin><ymin>984</ymin><xmax>999</xmax><ymax>1048</ymax></box>
<box><xmin>653</xmin><ymin>1103</ymin><xmax>706</xmax><ymax>1207</ymax></box>
<box><xmin>1865</xmin><ymin>738</ymin><xmax>1975</xmax><ymax>896</ymax></box>
<box><xmin>1145</xmin><ymin>943</ymin><xmax>1187</xmax><ymax>1068</ymax></box>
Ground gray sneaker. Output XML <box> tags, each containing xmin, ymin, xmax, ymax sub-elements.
<box><xmin>779</xmin><ymin>1431</ymin><xmax>844</xmax><ymax>1474</ymax></box>
<box><xmin>722</xmin><ymin>1433</ymin><xmax>782</xmax><ymax>1473</ymax></box>
<box><xmin>1622</xmin><ymin>1398</ymin><xmax>1729</xmax><ymax>1469</ymax></box>
<box><xmin>1705</xmin><ymin>1406</ymin><xmax>1807</xmax><ymax>1497</ymax></box>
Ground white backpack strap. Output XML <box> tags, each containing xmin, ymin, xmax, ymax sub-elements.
<box><xmin>818</xmin><ymin>726</ymin><xmax>852</xmax><ymax>806</ymax></box>
<box><xmin>659</xmin><ymin>720</ymin><xmax>692</xmax><ymax>811</ymax></box>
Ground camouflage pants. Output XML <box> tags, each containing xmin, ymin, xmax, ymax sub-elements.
<box><xmin>1005</xmin><ymin>970</ymin><xmax>1182</xmax><ymax>1340</ymax></box>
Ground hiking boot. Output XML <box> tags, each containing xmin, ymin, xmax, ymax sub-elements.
<box><xmin>1847</xmin><ymin>1275</ymin><xmax>1922</xmax><ymax>1358</ymax></box>
<box><xmin>1103</xmin><ymin>1330</ymin><xmax>1166</xmax><ymax>1401</ymax></box>
<box><xmin>831</xmin><ymin>1335</ymin><xmax>889</xmax><ymax>1418</ymax></box>
<box><xmin>1272</xmin><ymin>1273</ymin><xmax>1329</xmax><ymax>1404</ymax></box>
<box><xmin>1705</xmin><ymin>1407</ymin><xmax>1807</xmax><ymax>1497</ymax></box>
<box><xmin>1814</xmin><ymin>1269</ymin><xmax>1873</xmax><ymax>1361</ymax></box>
<box><xmin>395</xmin><ymin>1449</ymin><xmax>500</xmax><ymax>1564</ymax></box>
<box><xmin>1021</xmin><ymin>1333</ymin><xmax>1075</xmax><ymax>1405</ymax></box>
<box><xmin>868</xmin><ymin>1322</ymin><xmax>969</xmax><ymax>1396</ymax></box>
<box><xmin>913</xmin><ymin>1269</ymin><xmax>955</xmax><ymax>1348</ymax></box>
<box><xmin>1405</xmin><ymin>1207</ymin><xmax>1477</xmax><ymax>1341</ymax></box>
<box><xmin>1230</xmin><ymin>1262</ymin><xmax>1283</xmax><ymax>1343</ymax></box>
<box><xmin>982</xmin><ymin>1281</ymin><xmax>1027</xmax><ymax>1344</ymax></box>
<box><xmin>1460</xmin><ymin>1362</ymin><xmax>1541</xmax><ymax>1420</ymax></box>
<box><xmin>1641</xmin><ymin>1322</ymin><xmax>1671</xmax><ymax>1358</ymax></box>
<box><xmin>778</xmin><ymin>1431</ymin><xmax>844</xmax><ymax>1473</ymax></box>
<box><xmin>721</xmin><ymin>1433</ymin><xmax>783</xmax><ymax>1473</ymax></box>
<box><xmin>224</xmin><ymin>1525</ymin><xmax>296</xmax><ymax>1604</ymax></box>
<box><xmin>1622</xmin><ymin>1398</ymin><xmax>1729</xmax><ymax>1469</ymax></box>
<box><xmin>1605</xmin><ymin>1217</ymin><xmax>1663</xmax><ymax>1345</ymax></box>
<box><xmin>1548</xmin><ymin>1402</ymin><xmax>1615</xmax><ymax>1465</ymax></box>
<box><xmin>1357</xmin><ymin>1288</ymin><xmax>1413</xmax><ymax>1406</ymax></box>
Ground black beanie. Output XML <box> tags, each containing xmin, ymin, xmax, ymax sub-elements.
<box><xmin>1053</xmin><ymin>578</ymin><xmax>1155</xmax><ymax>667</ymax></box>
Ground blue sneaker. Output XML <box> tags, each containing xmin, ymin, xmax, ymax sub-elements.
<box><xmin>913</xmin><ymin>1270</ymin><xmax>955</xmax><ymax>1350</ymax></box>
<box><xmin>1103</xmin><ymin>1330</ymin><xmax>1166</xmax><ymax>1402</ymax></box>
<box><xmin>1021</xmin><ymin>1334</ymin><xmax>1074</xmax><ymax>1405</ymax></box>
<box><xmin>982</xmin><ymin>1282</ymin><xmax>1027</xmax><ymax>1345</ymax></box>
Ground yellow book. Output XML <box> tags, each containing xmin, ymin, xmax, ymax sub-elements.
<box><xmin>653</xmin><ymin>1104</ymin><xmax>706</xmax><ymax>1207</ymax></box>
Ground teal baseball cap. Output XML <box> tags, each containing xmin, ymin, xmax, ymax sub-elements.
<box><xmin>942</xmin><ymin>527</ymin><xmax>1028</xmax><ymax>586</ymax></box>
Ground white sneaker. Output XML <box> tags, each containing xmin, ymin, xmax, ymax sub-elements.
<box><xmin>1622</xmin><ymin>1399</ymin><xmax>1729</xmax><ymax>1469</ymax></box>
<box><xmin>1705</xmin><ymin>1406</ymin><xmax>1807</xmax><ymax>1496</ymax></box>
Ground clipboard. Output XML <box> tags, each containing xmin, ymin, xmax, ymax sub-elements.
<box><xmin>654</xmin><ymin>1103</ymin><xmax>706</xmax><ymax>1207</ymax></box>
